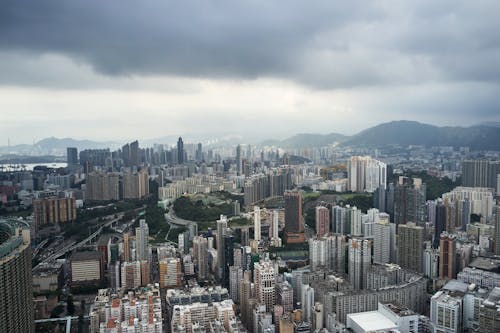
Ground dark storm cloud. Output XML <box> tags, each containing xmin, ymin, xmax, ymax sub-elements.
<box><xmin>0</xmin><ymin>0</ymin><xmax>500</xmax><ymax>89</ymax></box>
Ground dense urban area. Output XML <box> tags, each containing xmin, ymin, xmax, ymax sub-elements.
<box><xmin>1</xmin><ymin>131</ymin><xmax>500</xmax><ymax>333</ymax></box>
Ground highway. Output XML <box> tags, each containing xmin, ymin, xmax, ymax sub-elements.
<box><xmin>37</xmin><ymin>214</ymin><xmax>123</xmax><ymax>266</ymax></box>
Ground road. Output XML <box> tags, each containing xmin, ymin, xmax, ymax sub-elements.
<box><xmin>37</xmin><ymin>214</ymin><xmax>124</xmax><ymax>266</ymax></box>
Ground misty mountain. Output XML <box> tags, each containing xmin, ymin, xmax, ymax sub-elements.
<box><xmin>0</xmin><ymin>137</ymin><xmax>117</xmax><ymax>156</ymax></box>
<box><xmin>261</xmin><ymin>120</ymin><xmax>500</xmax><ymax>151</ymax></box>
<box><xmin>261</xmin><ymin>133</ymin><xmax>347</xmax><ymax>148</ymax></box>
<box><xmin>343</xmin><ymin>121</ymin><xmax>500</xmax><ymax>150</ymax></box>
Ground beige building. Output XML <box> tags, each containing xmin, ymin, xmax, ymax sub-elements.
<box><xmin>33</xmin><ymin>196</ymin><xmax>77</xmax><ymax>228</ymax></box>
<box><xmin>122</xmin><ymin>169</ymin><xmax>149</xmax><ymax>199</ymax></box>
<box><xmin>85</xmin><ymin>172</ymin><xmax>120</xmax><ymax>201</ymax></box>
<box><xmin>159</xmin><ymin>258</ymin><xmax>182</xmax><ymax>288</ymax></box>
<box><xmin>71</xmin><ymin>251</ymin><xmax>102</xmax><ymax>283</ymax></box>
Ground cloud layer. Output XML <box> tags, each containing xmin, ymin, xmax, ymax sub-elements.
<box><xmin>0</xmin><ymin>1</ymin><xmax>499</xmax><ymax>143</ymax></box>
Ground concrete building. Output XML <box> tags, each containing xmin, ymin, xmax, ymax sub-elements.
<box><xmin>122</xmin><ymin>169</ymin><xmax>150</xmax><ymax>199</ymax></box>
<box><xmin>71</xmin><ymin>251</ymin><xmax>102</xmax><ymax>284</ymax></box>
<box><xmin>346</xmin><ymin>302</ymin><xmax>420</xmax><ymax>333</ymax></box>
<box><xmin>315</xmin><ymin>205</ymin><xmax>330</xmax><ymax>237</ymax></box>
<box><xmin>254</xmin><ymin>260</ymin><xmax>276</xmax><ymax>312</ymax></box>
<box><xmin>33</xmin><ymin>196</ymin><xmax>77</xmax><ymax>228</ymax></box>
<box><xmin>439</xmin><ymin>233</ymin><xmax>457</xmax><ymax>280</ymax></box>
<box><xmin>347</xmin><ymin>156</ymin><xmax>387</xmax><ymax>193</ymax></box>
<box><xmin>89</xmin><ymin>285</ymin><xmax>163</xmax><ymax>333</ymax></box>
<box><xmin>85</xmin><ymin>172</ymin><xmax>120</xmax><ymax>201</ymax></box>
<box><xmin>135</xmin><ymin>219</ymin><xmax>149</xmax><ymax>261</ymax></box>
<box><xmin>254</xmin><ymin>206</ymin><xmax>262</xmax><ymax>242</ymax></box>
<box><xmin>398</xmin><ymin>222</ymin><xmax>425</xmax><ymax>273</ymax></box>
<box><xmin>159</xmin><ymin>258</ymin><xmax>182</xmax><ymax>288</ymax></box>
<box><xmin>348</xmin><ymin>238</ymin><xmax>372</xmax><ymax>290</ymax></box>
<box><xmin>0</xmin><ymin>219</ymin><xmax>34</xmax><ymax>333</ymax></box>
<box><xmin>373</xmin><ymin>219</ymin><xmax>391</xmax><ymax>265</ymax></box>
<box><xmin>284</xmin><ymin>191</ymin><xmax>305</xmax><ymax>244</ymax></box>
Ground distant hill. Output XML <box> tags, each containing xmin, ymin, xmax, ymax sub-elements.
<box><xmin>261</xmin><ymin>133</ymin><xmax>347</xmax><ymax>148</ymax></box>
<box><xmin>261</xmin><ymin>120</ymin><xmax>500</xmax><ymax>150</ymax></box>
<box><xmin>343</xmin><ymin>120</ymin><xmax>500</xmax><ymax>150</ymax></box>
<box><xmin>0</xmin><ymin>137</ymin><xmax>117</xmax><ymax>156</ymax></box>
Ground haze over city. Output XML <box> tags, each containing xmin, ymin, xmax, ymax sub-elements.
<box><xmin>1</xmin><ymin>1</ymin><xmax>500</xmax><ymax>143</ymax></box>
<box><xmin>2</xmin><ymin>2</ymin><xmax>500</xmax><ymax>333</ymax></box>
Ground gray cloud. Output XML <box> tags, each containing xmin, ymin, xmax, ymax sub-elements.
<box><xmin>2</xmin><ymin>0</ymin><xmax>499</xmax><ymax>89</ymax></box>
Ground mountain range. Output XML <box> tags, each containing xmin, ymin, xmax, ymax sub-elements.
<box><xmin>261</xmin><ymin>120</ymin><xmax>500</xmax><ymax>150</ymax></box>
<box><xmin>1</xmin><ymin>120</ymin><xmax>500</xmax><ymax>156</ymax></box>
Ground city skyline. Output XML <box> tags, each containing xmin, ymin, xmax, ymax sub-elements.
<box><xmin>1</xmin><ymin>1</ymin><xmax>500</xmax><ymax>143</ymax></box>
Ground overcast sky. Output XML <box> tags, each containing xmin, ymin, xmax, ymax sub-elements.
<box><xmin>1</xmin><ymin>0</ymin><xmax>499</xmax><ymax>144</ymax></box>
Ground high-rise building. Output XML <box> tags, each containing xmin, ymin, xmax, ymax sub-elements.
<box><xmin>236</xmin><ymin>144</ymin><xmax>242</xmax><ymax>176</ymax></box>
<box><xmin>159</xmin><ymin>258</ymin><xmax>182</xmax><ymax>288</ymax></box>
<box><xmin>439</xmin><ymin>232</ymin><xmax>456</xmax><ymax>280</ymax></box>
<box><xmin>196</xmin><ymin>142</ymin><xmax>203</xmax><ymax>162</ymax></box>
<box><xmin>462</xmin><ymin>160</ymin><xmax>500</xmax><ymax>189</ymax></box>
<box><xmin>0</xmin><ymin>219</ymin><xmax>34</xmax><ymax>333</ymax></box>
<box><xmin>67</xmin><ymin>147</ymin><xmax>78</xmax><ymax>167</ymax></box>
<box><xmin>285</xmin><ymin>191</ymin><xmax>305</xmax><ymax>244</ymax></box>
<box><xmin>216</xmin><ymin>215</ymin><xmax>228</xmax><ymax>279</ymax></box>
<box><xmin>430</xmin><ymin>288</ymin><xmax>463</xmax><ymax>333</ymax></box>
<box><xmin>33</xmin><ymin>196</ymin><xmax>77</xmax><ymax>228</ymax></box>
<box><xmin>276</xmin><ymin>281</ymin><xmax>294</xmax><ymax>312</ymax></box>
<box><xmin>123</xmin><ymin>232</ymin><xmax>131</xmax><ymax>262</ymax></box>
<box><xmin>348</xmin><ymin>238</ymin><xmax>372</xmax><ymax>290</ymax></box>
<box><xmin>177</xmin><ymin>137</ymin><xmax>184</xmax><ymax>164</ymax></box>
<box><xmin>393</xmin><ymin>177</ymin><xmax>426</xmax><ymax>230</ymax></box>
<box><xmin>135</xmin><ymin>219</ymin><xmax>149</xmax><ymax>261</ymax></box>
<box><xmin>193</xmin><ymin>236</ymin><xmax>208</xmax><ymax>280</ymax></box>
<box><xmin>254</xmin><ymin>260</ymin><xmax>276</xmax><ymax>312</ymax></box>
<box><xmin>122</xmin><ymin>169</ymin><xmax>149</xmax><ymax>199</ymax></box>
<box><xmin>254</xmin><ymin>206</ymin><xmax>261</xmax><ymax>242</ymax></box>
<box><xmin>270</xmin><ymin>209</ymin><xmax>279</xmax><ymax>240</ymax></box>
<box><xmin>85</xmin><ymin>172</ymin><xmax>120</xmax><ymax>201</ymax></box>
<box><xmin>373</xmin><ymin>219</ymin><xmax>391</xmax><ymax>265</ymax></box>
<box><xmin>398</xmin><ymin>222</ymin><xmax>424</xmax><ymax>273</ymax></box>
<box><xmin>495</xmin><ymin>206</ymin><xmax>500</xmax><ymax>255</ymax></box>
<box><xmin>347</xmin><ymin>156</ymin><xmax>387</xmax><ymax>193</ymax></box>
<box><xmin>433</xmin><ymin>200</ymin><xmax>447</xmax><ymax>249</ymax></box>
<box><xmin>316</xmin><ymin>205</ymin><xmax>330</xmax><ymax>237</ymax></box>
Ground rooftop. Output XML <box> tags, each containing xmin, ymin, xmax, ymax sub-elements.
<box><xmin>347</xmin><ymin>311</ymin><xmax>397</xmax><ymax>332</ymax></box>
<box><xmin>469</xmin><ymin>257</ymin><xmax>500</xmax><ymax>273</ymax></box>
<box><xmin>71</xmin><ymin>251</ymin><xmax>101</xmax><ymax>262</ymax></box>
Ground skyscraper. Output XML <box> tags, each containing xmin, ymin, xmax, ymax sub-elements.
<box><xmin>254</xmin><ymin>206</ymin><xmax>261</xmax><ymax>242</ymax></box>
<box><xmin>347</xmin><ymin>156</ymin><xmax>387</xmax><ymax>193</ymax></box>
<box><xmin>236</xmin><ymin>144</ymin><xmax>242</xmax><ymax>175</ymax></box>
<box><xmin>373</xmin><ymin>219</ymin><xmax>391</xmax><ymax>264</ymax></box>
<box><xmin>462</xmin><ymin>159</ymin><xmax>500</xmax><ymax>188</ymax></box>
<box><xmin>398</xmin><ymin>222</ymin><xmax>424</xmax><ymax>273</ymax></box>
<box><xmin>495</xmin><ymin>206</ymin><xmax>500</xmax><ymax>255</ymax></box>
<box><xmin>439</xmin><ymin>233</ymin><xmax>456</xmax><ymax>280</ymax></box>
<box><xmin>135</xmin><ymin>219</ymin><xmax>149</xmax><ymax>261</ymax></box>
<box><xmin>284</xmin><ymin>190</ymin><xmax>305</xmax><ymax>244</ymax></box>
<box><xmin>254</xmin><ymin>260</ymin><xmax>276</xmax><ymax>312</ymax></box>
<box><xmin>177</xmin><ymin>137</ymin><xmax>184</xmax><ymax>164</ymax></box>
<box><xmin>67</xmin><ymin>147</ymin><xmax>78</xmax><ymax>167</ymax></box>
<box><xmin>216</xmin><ymin>215</ymin><xmax>228</xmax><ymax>279</ymax></box>
<box><xmin>315</xmin><ymin>205</ymin><xmax>330</xmax><ymax>237</ymax></box>
<box><xmin>270</xmin><ymin>210</ymin><xmax>279</xmax><ymax>240</ymax></box>
<box><xmin>193</xmin><ymin>236</ymin><xmax>208</xmax><ymax>280</ymax></box>
<box><xmin>196</xmin><ymin>142</ymin><xmax>203</xmax><ymax>162</ymax></box>
<box><xmin>0</xmin><ymin>219</ymin><xmax>34</xmax><ymax>333</ymax></box>
<box><xmin>348</xmin><ymin>238</ymin><xmax>372</xmax><ymax>290</ymax></box>
<box><xmin>393</xmin><ymin>177</ymin><xmax>426</xmax><ymax>230</ymax></box>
